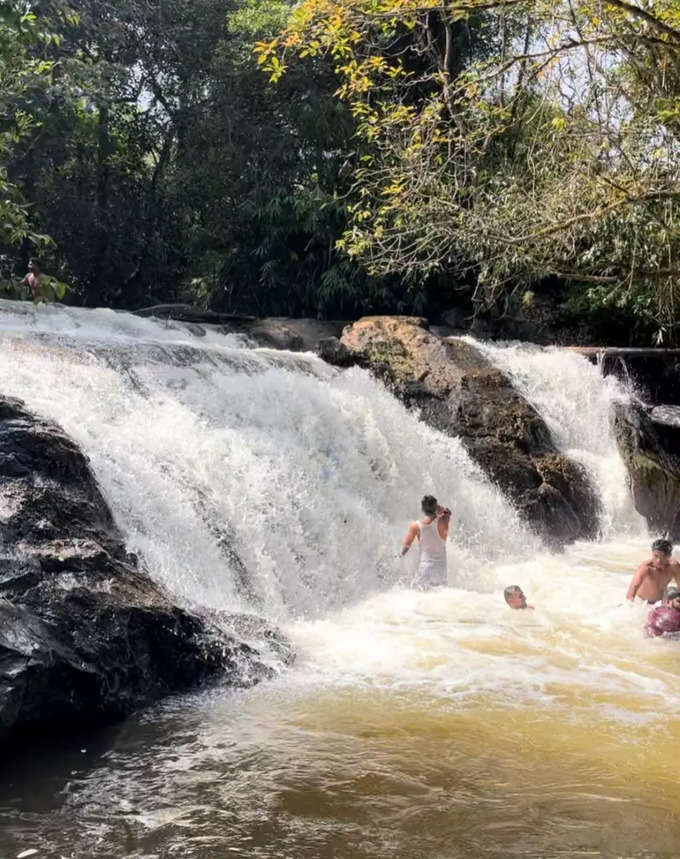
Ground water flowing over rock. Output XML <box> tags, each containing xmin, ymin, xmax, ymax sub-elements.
<box><xmin>567</xmin><ymin>347</ymin><xmax>680</xmax><ymax>404</ymax></box>
<box><xmin>135</xmin><ymin>305</ymin><xmax>345</xmax><ymax>352</ymax></box>
<box><xmin>612</xmin><ymin>401</ymin><xmax>680</xmax><ymax>539</ymax></box>
<box><xmin>0</xmin><ymin>396</ymin><xmax>275</xmax><ymax>743</ymax></box>
<box><xmin>321</xmin><ymin>317</ymin><xmax>601</xmax><ymax>545</ymax></box>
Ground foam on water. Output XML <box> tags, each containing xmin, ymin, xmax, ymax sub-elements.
<box><xmin>290</xmin><ymin>537</ymin><xmax>676</xmax><ymax>721</ymax></box>
<box><xmin>0</xmin><ymin>297</ymin><xmax>249</xmax><ymax>349</ymax></box>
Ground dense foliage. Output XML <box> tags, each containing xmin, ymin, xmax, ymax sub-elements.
<box><xmin>2</xmin><ymin>0</ymin><xmax>680</xmax><ymax>340</ymax></box>
<box><xmin>0</xmin><ymin>0</ymin><xmax>409</xmax><ymax>315</ymax></box>
<box><xmin>260</xmin><ymin>0</ymin><xmax>680</xmax><ymax>341</ymax></box>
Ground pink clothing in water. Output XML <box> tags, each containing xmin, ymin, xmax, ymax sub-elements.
<box><xmin>646</xmin><ymin>605</ymin><xmax>680</xmax><ymax>637</ymax></box>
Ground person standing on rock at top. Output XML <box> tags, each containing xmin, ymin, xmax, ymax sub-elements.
<box><xmin>400</xmin><ymin>495</ymin><xmax>451</xmax><ymax>588</ymax></box>
<box><xmin>22</xmin><ymin>259</ymin><xmax>44</xmax><ymax>301</ymax></box>
<box><xmin>627</xmin><ymin>539</ymin><xmax>680</xmax><ymax>604</ymax></box>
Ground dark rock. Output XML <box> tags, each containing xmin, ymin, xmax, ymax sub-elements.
<box><xmin>235</xmin><ymin>318</ymin><xmax>346</xmax><ymax>352</ymax></box>
<box><xmin>318</xmin><ymin>336</ymin><xmax>355</xmax><ymax>367</ymax></box>
<box><xmin>338</xmin><ymin>316</ymin><xmax>601</xmax><ymax>545</ymax></box>
<box><xmin>0</xmin><ymin>396</ymin><xmax>280</xmax><ymax>743</ymax></box>
<box><xmin>134</xmin><ymin>303</ymin><xmax>256</xmax><ymax>325</ymax></box>
<box><xmin>612</xmin><ymin>400</ymin><xmax>680</xmax><ymax>539</ymax></box>
<box><xmin>134</xmin><ymin>305</ymin><xmax>347</xmax><ymax>353</ymax></box>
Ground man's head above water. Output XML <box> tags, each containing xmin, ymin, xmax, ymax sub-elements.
<box><xmin>421</xmin><ymin>495</ymin><xmax>438</xmax><ymax>516</ymax></box>
<box><xmin>504</xmin><ymin>585</ymin><xmax>528</xmax><ymax>610</ymax></box>
<box><xmin>651</xmin><ymin>538</ymin><xmax>673</xmax><ymax>567</ymax></box>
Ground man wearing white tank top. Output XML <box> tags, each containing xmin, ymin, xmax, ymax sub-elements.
<box><xmin>400</xmin><ymin>495</ymin><xmax>451</xmax><ymax>588</ymax></box>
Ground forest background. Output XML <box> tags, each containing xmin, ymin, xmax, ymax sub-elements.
<box><xmin>2</xmin><ymin>0</ymin><xmax>680</xmax><ymax>344</ymax></box>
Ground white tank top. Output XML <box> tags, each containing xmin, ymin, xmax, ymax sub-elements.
<box><xmin>418</xmin><ymin>519</ymin><xmax>446</xmax><ymax>564</ymax></box>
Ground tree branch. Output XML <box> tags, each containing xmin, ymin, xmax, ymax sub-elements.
<box><xmin>603</xmin><ymin>0</ymin><xmax>680</xmax><ymax>44</ymax></box>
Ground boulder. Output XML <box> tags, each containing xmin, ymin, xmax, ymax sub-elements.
<box><xmin>134</xmin><ymin>305</ymin><xmax>347</xmax><ymax>353</ymax></box>
<box><xmin>233</xmin><ymin>318</ymin><xmax>345</xmax><ymax>352</ymax></box>
<box><xmin>134</xmin><ymin>303</ymin><xmax>256</xmax><ymax>325</ymax></box>
<box><xmin>612</xmin><ymin>401</ymin><xmax>680</xmax><ymax>539</ymax></box>
<box><xmin>326</xmin><ymin>316</ymin><xmax>600</xmax><ymax>545</ymax></box>
<box><xmin>0</xmin><ymin>396</ymin><xmax>277</xmax><ymax>742</ymax></box>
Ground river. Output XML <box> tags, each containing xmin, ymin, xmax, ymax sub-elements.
<box><xmin>0</xmin><ymin>301</ymin><xmax>676</xmax><ymax>859</ymax></box>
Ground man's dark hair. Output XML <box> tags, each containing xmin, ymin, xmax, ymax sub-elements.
<box><xmin>652</xmin><ymin>538</ymin><xmax>673</xmax><ymax>556</ymax></box>
<box><xmin>666</xmin><ymin>588</ymin><xmax>680</xmax><ymax>602</ymax></box>
<box><xmin>421</xmin><ymin>495</ymin><xmax>437</xmax><ymax>516</ymax></box>
<box><xmin>504</xmin><ymin>585</ymin><xmax>522</xmax><ymax>603</ymax></box>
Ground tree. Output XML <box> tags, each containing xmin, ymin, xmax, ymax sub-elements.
<box><xmin>259</xmin><ymin>1</ymin><xmax>680</xmax><ymax>341</ymax></box>
<box><xmin>3</xmin><ymin>0</ymin><xmax>411</xmax><ymax>316</ymax></box>
<box><xmin>0</xmin><ymin>2</ymin><xmax>59</xmax><ymax>271</ymax></box>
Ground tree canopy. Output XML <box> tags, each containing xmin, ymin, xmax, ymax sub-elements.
<box><xmin>1</xmin><ymin>0</ymin><xmax>680</xmax><ymax>341</ymax></box>
<box><xmin>259</xmin><ymin>0</ymin><xmax>680</xmax><ymax>340</ymax></box>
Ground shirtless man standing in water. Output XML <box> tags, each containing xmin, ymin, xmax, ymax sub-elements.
<box><xmin>627</xmin><ymin>539</ymin><xmax>680</xmax><ymax>603</ymax></box>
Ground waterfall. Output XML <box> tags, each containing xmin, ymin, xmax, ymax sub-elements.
<box><xmin>0</xmin><ymin>300</ymin><xmax>537</xmax><ymax>620</ymax></box>
<box><xmin>472</xmin><ymin>338</ymin><xmax>646</xmax><ymax>539</ymax></box>
<box><xmin>6</xmin><ymin>301</ymin><xmax>677</xmax><ymax>859</ymax></box>
<box><xmin>4</xmin><ymin>303</ymin><xmax>675</xmax><ymax>859</ymax></box>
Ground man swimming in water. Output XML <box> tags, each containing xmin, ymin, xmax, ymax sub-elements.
<box><xmin>400</xmin><ymin>495</ymin><xmax>451</xmax><ymax>588</ymax></box>
<box><xmin>504</xmin><ymin>585</ymin><xmax>534</xmax><ymax>610</ymax></box>
<box><xmin>646</xmin><ymin>588</ymin><xmax>680</xmax><ymax>637</ymax></box>
<box><xmin>627</xmin><ymin>539</ymin><xmax>680</xmax><ymax>603</ymax></box>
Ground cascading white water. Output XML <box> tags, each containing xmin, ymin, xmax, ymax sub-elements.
<box><xmin>0</xmin><ymin>300</ymin><xmax>535</xmax><ymax>620</ymax></box>
<box><xmin>0</xmin><ymin>298</ymin><xmax>655</xmax><ymax>697</ymax></box>
<box><xmin>472</xmin><ymin>338</ymin><xmax>646</xmax><ymax>539</ymax></box>
<box><xmin>7</xmin><ymin>300</ymin><xmax>680</xmax><ymax>859</ymax></box>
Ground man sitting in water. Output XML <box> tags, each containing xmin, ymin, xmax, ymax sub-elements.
<box><xmin>646</xmin><ymin>588</ymin><xmax>680</xmax><ymax>638</ymax></box>
<box><xmin>504</xmin><ymin>585</ymin><xmax>534</xmax><ymax>610</ymax></box>
<box><xmin>626</xmin><ymin>539</ymin><xmax>680</xmax><ymax>604</ymax></box>
<box><xmin>400</xmin><ymin>495</ymin><xmax>451</xmax><ymax>588</ymax></box>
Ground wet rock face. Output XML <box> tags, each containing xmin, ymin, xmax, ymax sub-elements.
<box><xmin>612</xmin><ymin>401</ymin><xmax>680</xmax><ymax>539</ymax></box>
<box><xmin>0</xmin><ymin>396</ymin><xmax>275</xmax><ymax>742</ymax></box>
<box><xmin>323</xmin><ymin>317</ymin><xmax>601</xmax><ymax>545</ymax></box>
